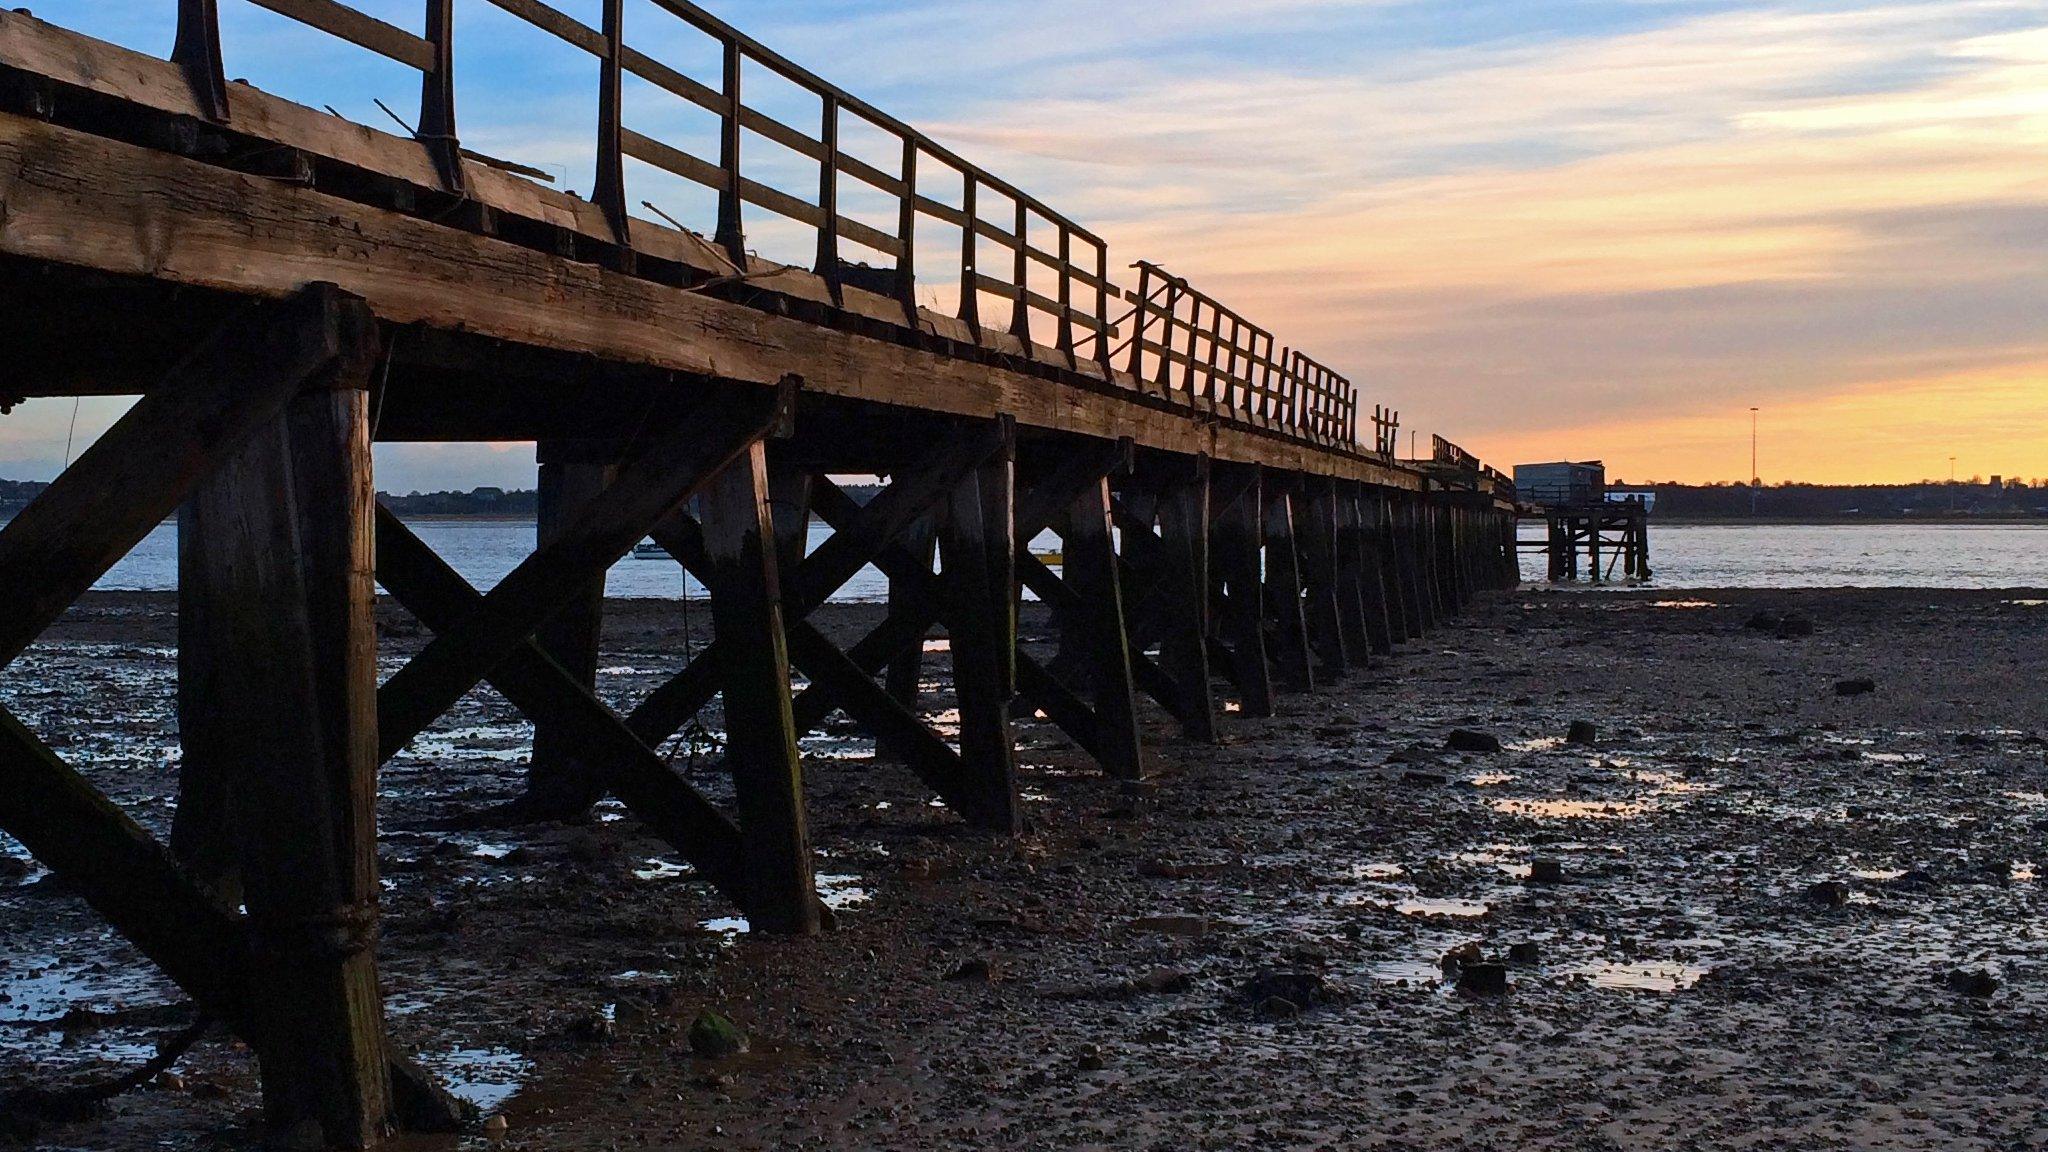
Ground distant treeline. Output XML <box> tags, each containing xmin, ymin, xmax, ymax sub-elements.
<box><xmin>1617</xmin><ymin>481</ymin><xmax>2048</xmax><ymax>520</ymax></box>
<box><xmin>1</xmin><ymin>480</ymin><xmax>890</xmax><ymax>518</ymax></box>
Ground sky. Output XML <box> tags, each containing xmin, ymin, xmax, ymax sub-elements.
<box><xmin>6</xmin><ymin>0</ymin><xmax>2044</xmax><ymax>489</ymax></box>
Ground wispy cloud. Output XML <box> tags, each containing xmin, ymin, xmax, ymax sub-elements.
<box><xmin>7</xmin><ymin>0</ymin><xmax>2043</xmax><ymax>484</ymax></box>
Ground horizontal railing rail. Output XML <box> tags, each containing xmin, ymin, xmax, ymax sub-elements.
<box><xmin>163</xmin><ymin>0</ymin><xmax>1388</xmax><ymax>452</ymax></box>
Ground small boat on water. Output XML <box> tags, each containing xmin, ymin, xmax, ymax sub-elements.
<box><xmin>632</xmin><ymin>540</ymin><xmax>668</xmax><ymax>560</ymax></box>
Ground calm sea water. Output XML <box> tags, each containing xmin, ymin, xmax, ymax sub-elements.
<box><xmin>1516</xmin><ymin>523</ymin><xmax>2048</xmax><ymax>589</ymax></box>
<box><xmin>55</xmin><ymin>520</ymin><xmax>2048</xmax><ymax>597</ymax></box>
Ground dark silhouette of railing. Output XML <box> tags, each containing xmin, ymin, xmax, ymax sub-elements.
<box><xmin>174</xmin><ymin>0</ymin><xmax>1375</xmax><ymax>450</ymax></box>
<box><xmin>1432</xmin><ymin>434</ymin><xmax>1480</xmax><ymax>471</ymax></box>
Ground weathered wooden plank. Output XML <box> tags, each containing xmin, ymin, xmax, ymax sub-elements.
<box><xmin>0</xmin><ymin>285</ymin><xmax>371</xmax><ymax>668</ymax></box>
<box><xmin>698</xmin><ymin>443</ymin><xmax>818</xmax><ymax>934</ymax></box>
<box><xmin>0</xmin><ymin>110</ymin><xmax>1420</xmax><ymax>489</ymax></box>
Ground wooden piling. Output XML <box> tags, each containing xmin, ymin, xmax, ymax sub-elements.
<box><xmin>1297</xmin><ymin>477</ymin><xmax>1350</xmax><ymax>677</ymax></box>
<box><xmin>1152</xmin><ymin>460</ymin><xmax>1219</xmax><ymax>741</ymax></box>
<box><xmin>182</xmin><ymin>355</ymin><xmax>391</xmax><ymax>1147</ymax></box>
<box><xmin>1210</xmin><ymin>463</ymin><xmax>1274</xmax><ymax>718</ymax></box>
<box><xmin>699</xmin><ymin>441</ymin><xmax>818</xmax><ymax>935</ymax></box>
<box><xmin>939</xmin><ymin>422</ymin><xmax>1022</xmax><ymax>833</ymax></box>
<box><xmin>1060</xmin><ymin>472</ymin><xmax>1145</xmax><ymax>779</ymax></box>
<box><xmin>525</xmin><ymin>442</ymin><xmax>618</xmax><ymax>819</ymax></box>
<box><xmin>1261</xmin><ymin>478</ymin><xmax>1316</xmax><ymax>693</ymax></box>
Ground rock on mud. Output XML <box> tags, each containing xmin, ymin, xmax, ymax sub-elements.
<box><xmin>1835</xmin><ymin>678</ymin><xmax>1878</xmax><ymax>697</ymax></box>
<box><xmin>1457</xmin><ymin>962</ymin><xmax>1510</xmax><ymax>996</ymax></box>
<box><xmin>1446</xmin><ymin>729</ymin><xmax>1503</xmax><ymax>754</ymax></box>
<box><xmin>1946</xmin><ymin>969</ymin><xmax>2000</xmax><ymax>999</ymax></box>
<box><xmin>1566</xmin><ymin>720</ymin><xmax>1599</xmax><ymax>746</ymax></box>
<box><xmin>688</xmin><ymin>1011</ymin><xmax>750</xmax><ymax>1058</ymax></box>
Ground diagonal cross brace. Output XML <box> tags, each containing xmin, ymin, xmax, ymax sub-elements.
<box><xmin>0</xmin><ymin>705</ymin><xmax>470</xmax><ymax>1131</ymax></box>
<box><xmin>377</xmin><ymin>381</ymin><xmax>796</xmax><ymax>764</ymax></box>
<box><xmin>0</xmin><ymin>285</ymin><xmax>375</xmax><ymax>668</ymax></box>
<box><xmin>621</xmin><ymin>424</ymin><xmax>1010</xmax><ymax>751</ymax></box>
<box><xmin>373</xmin><ymin>507</ymin><xmax>768</xmax><ymax>914</ymax></box>
<box><xmin>645</xmin><ymin>511</ymin><xmax>1004</xmax><ymax>828</ymax></box>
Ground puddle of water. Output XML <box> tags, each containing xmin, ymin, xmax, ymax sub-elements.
<box><xmin>1369</xmin><ymin>959</ymin><xmax>1448</xmax><ymax>985</ymax></box>
<box><xmin>1491</xmin><ymin>798</ymin><xmax>1649</xmax><ymax>821</ymax></box>
<box><xmin>1865</xmin><ymin>752</ymin><xmax>1927</xmax><ymax>765</ymax></box>
<box><xmin>1574</xmin><ymin>961</ymin><xmax>1710</xmax><ymax>992</ymax></box>
<box><xmin>1651</xmin><ymin>600</ymin><xmax>1718</xmax><ymax>609</ymax></box>
<box><xmin>418</xmin><ymin>1046</ymin><xmax>533</xmax><ymax>1113</ymax></box>
<box><xmin>1469</xmin><ymin>772</ymin><xmax>1517</xmax><ymax>787</ymax></box>
<box><xmin>1394</xmin><ymin>897</ymin><xmax>1490</xmax><ymax>919</ymax></box>
<box><xmin>469</xmin><ymin>843</ymin><xmax>517</xmax><ymax>860</ymax></box>
<box><xmin>1506</xmin><ymin>737</ymin><xmax>1564</xmax><ymax>753</ymax></box>
<box><xmin>1850</xmin><ymin>868</ymin><xmax>1906</xmax><ymax>882</ymax></box>
<box><xmin>816</xmin><ymin>873</ymin><xmax>870</xmax><ymax>910</ymax></box>
<box><xmin>633</xmin><ymin>858</ymin><xmax>693</xmax><ymax>882</ymax></box>
<box><xmin>1350</xmin><ymin>863</ymin><xmax>1406</xmax><ymax>880</ymax></box>
<box><xmin>2012</xmin><ymin>862</ymin><xmax>2037</xmax><ymax>883</ymax></box>
<box><xmin>0</xmin><ymin>953</ymin><xmax>180</xmax><ymax>1025</ymax></box>
<box><xmin>2004</xmin><ymin>599</ymin><xmax>2047</xmax><ymax>608</ymax></box>
<box><xmin>700</xmin><ymin>916</ymin><xmax>751</xmax><ymax>941</ymax></box>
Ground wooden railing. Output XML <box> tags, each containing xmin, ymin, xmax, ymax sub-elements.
<box><xmin>1432</xmin><ymin>435</ymin><xmax>1481</xmax><ymax>472</ymax></box>
<box><xmin>169</xmin><ymin>0</ymin><xmax>1383</xmax><ymax>450</ymax></box>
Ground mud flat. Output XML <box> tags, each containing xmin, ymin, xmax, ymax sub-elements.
<box><xmin>5</xmin><ymin>588</ymin><xmax>2048</xmax><ymax>1149</ymax></box>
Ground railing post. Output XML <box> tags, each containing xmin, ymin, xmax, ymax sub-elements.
<box><xmin>1009</xmin><ymin>200</ymin><xmax>1030</xmax><ymax>342</ymax></box>
<box><xmin>895</xmin><ymin>139</ymin><xmax>918</xmax><ymax>324</ymax></box>
<box><xmin>715</xmin><ymin>36</ymin><xmax>746</xmax><ymax>264</ymax></box>
<box><xmin>1055</xmin><ymin>225</ymin><xmax>1074</xmax><ymax>363</ymax></box>
<box><xmin>173</xmin><ymin>0</ymin><xmax>230</xmax><ymax>123</ymax></box>
<box><xmin>1093</xmin><ymin>243</ymin><xmax>1113</xmax><ymax>369</ymax></box>
<box><xmin>418</xmin><ymin>0</ymin><xmax>465</xmax><ymax>195</ymax></box>
<box><xmin>1127</xmin><ymin>263</ymin><xmax>1154</xmax><ymax>380</ymax></box>
<box><xmin>592</xmin><ymin>0</ymin><xmax>628</xmax><ymax>247</ymax></box>
<box><xmin>959</xmin><ymin>175</ymin><xmax>981</xmax><ymax>338</ymax></box>
<box><xmin>815</xmin><ymin>94</ymin><xmax>840</xmax><ymax>285</ymax></box>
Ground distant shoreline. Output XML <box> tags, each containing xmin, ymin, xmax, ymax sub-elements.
<box><xmin>1648</xmin><ymin>516</ymin><xmax>2048</xmax><ymax>527</ymax></box>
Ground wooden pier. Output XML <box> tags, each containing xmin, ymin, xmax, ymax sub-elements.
<box><xmin>1518</xmin><ymin>501</ymin><xmax>1654</xmax><ymax>582</ymax></box>
<box><xmin>0</xmin><ymin>4</ymin><xmax>1519</xmax><ymax>1144</ymax></box>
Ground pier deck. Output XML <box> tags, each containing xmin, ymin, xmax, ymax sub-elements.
<box><xmin>0</xmin><ymin>4</ymin><xmax>1518</xmax><ymax>1143</ymax></box>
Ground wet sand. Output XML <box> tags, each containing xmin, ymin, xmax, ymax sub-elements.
<box><xmin>5</xmin><ymin>588</ymin><xmax>2048</xmax><ymax>1149</ymax></box>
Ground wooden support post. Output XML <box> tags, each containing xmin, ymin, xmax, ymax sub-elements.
<box><xmin>1394</xmin><ymin>497</ymin><xmax>1432</xmax><ymax>636</ymax></box>
<box><xmin>938</xmin><ymin>421</ymin><xmax>1021</xmax><ymax>833</ymax></box>
<box><xmin>699</xmin><ymin>442</ymin><xmax>818</xmax><ymax>935</ymax></box>
<box><xmin>1211</xmin><ymin>463</ymin><xmax>1274</xmax><ymax>717</ymax></box>
<box><xmin>1356</xmin><ymin>486</ymin><xmax>1399</xmax><ymax>655</ymax></box>
<box><xmin>1147</xmin><ymin>461</ymin><xmax>1218</xmax><ymax>741</ymax></box>
<box><xmin>1330</xmin><ymin>483</ymin><xmax>1376</xmax><ymax>658</ymax></box>
<box><xmin>1261</xmin><ymin>479</ymin><xmax>1315</xmax><ymax>693</ymax></box>
<box><xmin>1297</xmin><ymin>477</ymin><xmax>1350</xmax><ymax>677</ymax></box>
<box><xmin>881</xmin><ymin>512</ymin><xmax>937</xmax><ymax>757</ymax></box>
<box><xmin>172</xmin><ymin>501</ymin><xmax>238</xmax><ymax>901</ymax></box>
<box><xmin>524</xmin><ymin>442</ymin><xmax>618</xmax><ymax>819</ymax></box>
<box><xmin>1060</xmin><ymin>472</ymin><xmax>1145</xmax><ymax>779</ymax></box>
<box><xmin>182</xmin><ymin>356</ymin><xmax>391</xmax><ymax>1146</ymax></box>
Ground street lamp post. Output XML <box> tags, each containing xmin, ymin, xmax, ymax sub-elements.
<box><xmin>1750</xmin><ymin>407</ymin><xmax>1760</xmax><ymax>515</ymax></box>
